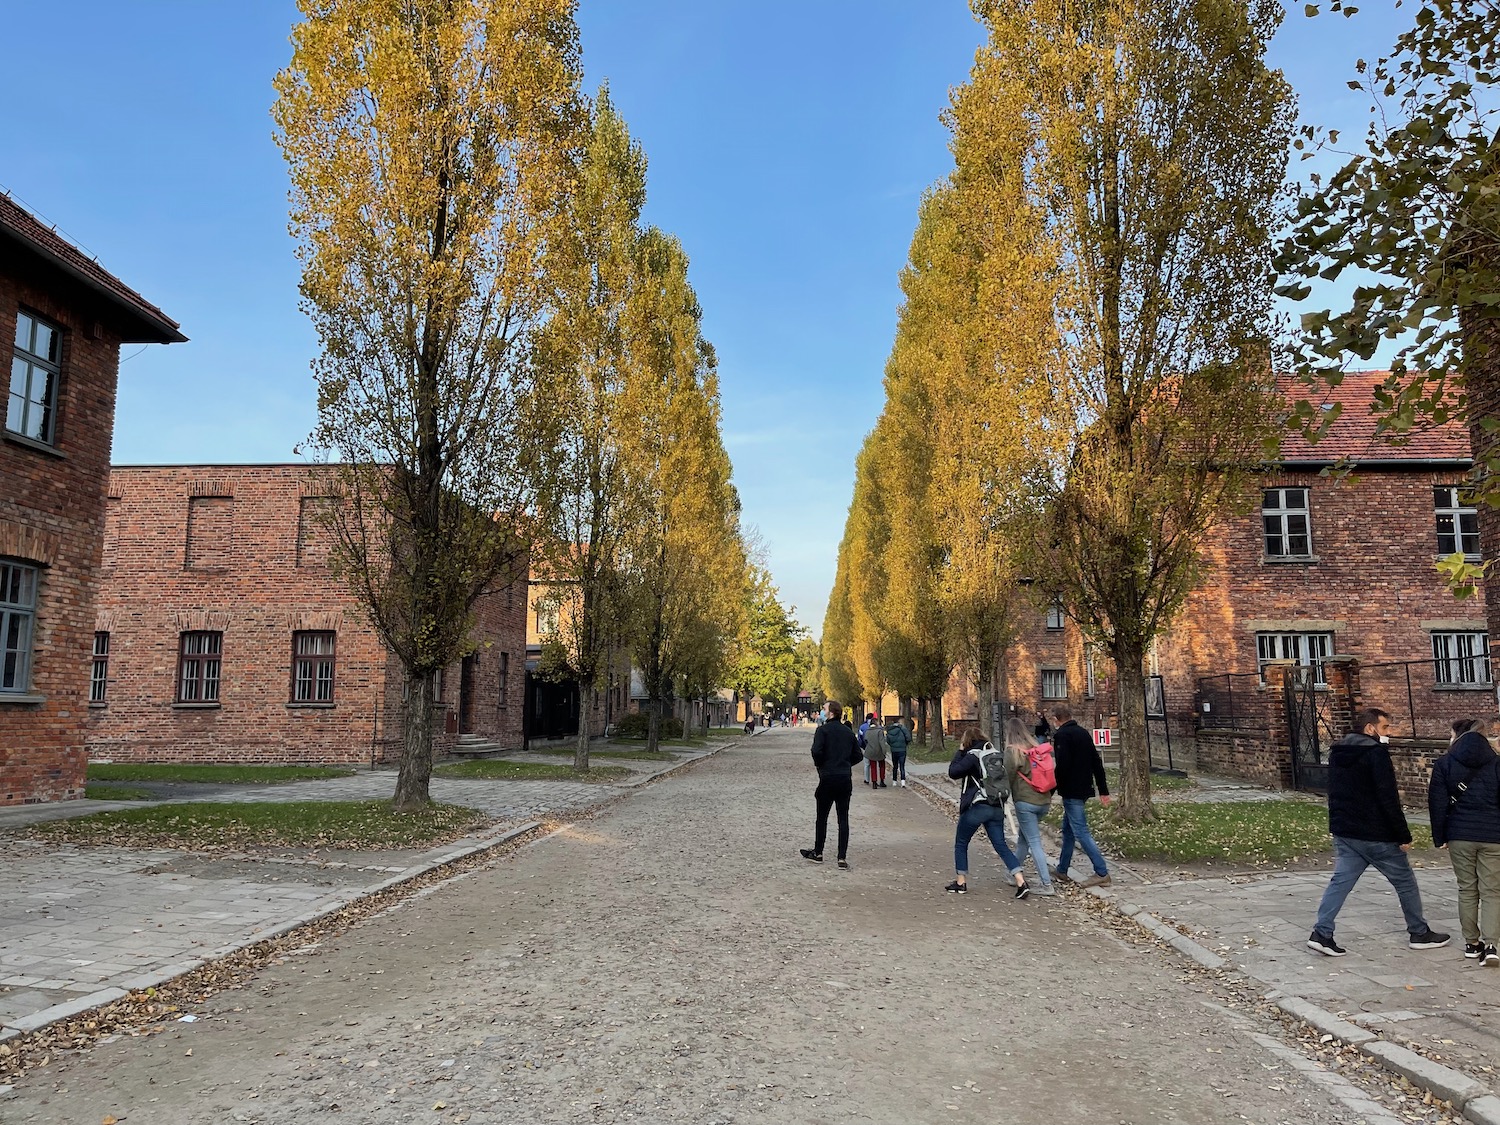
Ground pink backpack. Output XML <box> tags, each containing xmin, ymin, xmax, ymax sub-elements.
<box><xmin>1023</xmin><ymin>742</ymin><xmax>1057</xmax><ymax>794</ymax></box>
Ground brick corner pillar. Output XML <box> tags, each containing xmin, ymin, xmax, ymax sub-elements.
<box><xmin>1323</xmin><ymin>655</ymin><xmax>1362</xmax><ymax>738</ymax></box>
<box><xmin>1260</xmin><ymin>660</ymin><xmax>1296</xmax><ymax>788</ymax></box>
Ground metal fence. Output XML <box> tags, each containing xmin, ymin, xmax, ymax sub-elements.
<box><xmin>1195</xmin><ymin>671</ymin><xmax>1270</xmax><ymax>730</ymax></box>
<box><xmin>1357</xmin><ymin>658</ymin><xmax>1496</xmax><ymax>741</ymax></box>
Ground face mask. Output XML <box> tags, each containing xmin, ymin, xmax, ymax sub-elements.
<box><xmin>1378</xmin><ymin>735</ymin><xmax>1390</xmax><ymax>745</ymax></box>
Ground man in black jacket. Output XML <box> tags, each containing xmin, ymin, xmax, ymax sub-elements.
<box><xmin>802</xmin><ymin>700</ymin><xmax>863</xmax><ymax>869</ymax></box>
<box><xmin>1051</xmin><ymin>705</ymin><xmax>1112</xmax><ymax>888</ymax></box>
<box><xmin>1308</xmin><ymin>707</ymin><xmax>1450</xmax><ymax>956</ymax></box>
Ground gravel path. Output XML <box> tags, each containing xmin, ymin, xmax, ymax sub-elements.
<box><xmin>5</xmin><ymin>730</ymin><xmax>1419</xmax><ymax>1124</ymax></box>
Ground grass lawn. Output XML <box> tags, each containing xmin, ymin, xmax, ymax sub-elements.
<box><xmin>1103</xmin><ymin>767</ymin><xmax>1197</xmax><ymax>793</ymax></box>
<box><xmin>537</xmin><ymin>748</ymin><xmax>679</xmax><ymax>761</ymax></box>
<box><xmin>432</xmin><ymin>760</ymin><xmax>632</xmax><ymax>783</ymax></box>
<box><xmin>84</xmin><ymin>784</ymin><xmax>154</xmax><ymax>801</ymax></box>
<box><xmin>87</xmin><ymin>763</ymin><xmax>356</xmax><ymax>785</ymax></box>
<box><xmin>1045</xmin><ymin>798</ymin><xmax>1435</xmax><ymax>863</ymax></box>
<box><xmin>30</xmin><ymin>800</ymin><xmax>487</xmax><ymax>850</ymax></box>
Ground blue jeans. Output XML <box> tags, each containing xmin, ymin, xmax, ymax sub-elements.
<box><xmin>1012</xmin><ymin>799</ymin><xmax>1053</xmax><ymax>886</ymax></box>
<box><xmin>1314</xmin><ymin>836</ymin><xmax>1430</xmax><ymax>939</ymax></box>
<box><xmin>955</xmin><ymin>801</ymin><xmax>1021</xmax><ymax>877</ymax></box>
<box><xmin>891</xmin><ymin>750</ymin><xmax>907</xmax><ymax>782</ymax></box>
<box><xmin>1056</xmin><ymin>797</ymin><xmax>1108</xmax><ymax>878</ymax></box>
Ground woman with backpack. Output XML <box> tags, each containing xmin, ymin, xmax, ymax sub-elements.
<box><xmin>946</xmin><ymin>726</ymin><xmax>1030</xmax><ymax>898</ymax></box>
<box><xmin>1004</xmin><ymin>718</ymin><xmax>1057</xmax><ymax>896</ymax></box>
<box><xmin>1428</xmin><ymin>715</ymin><xmax>1500</xmax><ymax>965</ymax></box>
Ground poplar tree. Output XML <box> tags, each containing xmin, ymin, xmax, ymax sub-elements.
<box><xmin>949</xmin><ymin>0</ymin><xmax>1294</xmax><ymax>821</ymax></box>
<box><xmin>273</xmin><ymin>0</ymin><xmax>583</xmax><ymax>810</ymax></box>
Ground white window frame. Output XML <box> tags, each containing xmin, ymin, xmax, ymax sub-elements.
<box><xmin>8</xmin><ymin>310</ymin><xmax>61</xmax><ymax>445</ymax></box>
<box><xmin>1432</xmin><ymin>631</ymin><xmax>1491</xmax><ymax>687</ymax></box>
<box><xmin>1256</xmin><ymin>631</ymin><xmax>1333</xmax><ymax>685</ymax></box>
<box><xmin>1041</xmin><ymin>668</ymin><xmax>1068</xmax><ymax>700</ymax></box>
<box><xmin>1084</xmin><ymin>646</ymin><xmax>1097</xmax><ymax>700</ymax></box>
<box><xmin>90</xmin><ymin>631</ymin><xmax>110</xmax><ymax>703</ymax></box>
<box><xmin>1434</xmin><ymin>486</ymin><xmax>1481</xmax><ymax>560</ymax></box>
<box><xmin>1</xmin><ymin>559</ymin><xmax>38</xmax><ymax>693</ymax></box>
<box><xmin>1262</xmin><ymin>487</ymin><xmax>1312</xmax><ymax>558</ymax></box>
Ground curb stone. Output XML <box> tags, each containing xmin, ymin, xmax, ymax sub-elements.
<box><xmin>905</xmin><ymin>779</ymin><xmax>1500</xmax><ymax>1120</ymax></box>
<box><xmin>0</xmin><ymin>819</ymin><xmax>542</xmax><ymax>1041</ymax></box>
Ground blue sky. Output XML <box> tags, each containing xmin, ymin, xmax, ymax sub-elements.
<box><xmin>3</xmin><ymin>2</ymin><xmax>1408</xmax><ymax>636</ymax></box>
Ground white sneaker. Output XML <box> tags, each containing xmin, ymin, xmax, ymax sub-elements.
<box><xmin>900</xmin><ymin>779</ymin><xmax>907</xmax><ymax>787</ymax></box>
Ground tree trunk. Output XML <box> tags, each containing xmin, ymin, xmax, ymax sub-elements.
<box><xmin>1112</xmin><ymin>646</ymin><xmax>1155</xmax><ymax>823</ymax></box>
<box><xmin>916</xmin><ymin>696</ymin><xmax>928</xmax><ymax>745</ymax></box>
<box><xmin>996</xmin><ymin>658</ymin><xmax>1011</xmax><ymax>736</ymax></box>
<box><xmin>394</xmin><ymin>669</ymin><xmax>435</xmax><ymax>811</ymax></box>
<box><xmin>575</xmin><ymin>685</ymin><xmax>593</xmax><ymax>771</ymax></box>
<box><xmin>976</xmin><ymin>658</ymin><xmax>996</xmax><ymax>743</ymax></box>
<box><xmin>930</xmin><ymin>693</ymin><xmax>947</xmax><ymax>753</ymax></box>
<box><xmin>646</xmin><ymin>697</ymin><xmax>661</xmax><ymax>753</ymax></box>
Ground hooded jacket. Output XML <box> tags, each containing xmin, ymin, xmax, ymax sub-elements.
<box><xmin>811</xmin><ymin>721</ymin><xmax>863</xmax><ymax>780</ymax></box>
<box><xmin>864</xmin><ymin>723</ymin><xmax>890</xmax><ymax>763</ymax></box>
<box><xmin>1326</xmin><ymin>732</ymin><xmax>1410</xmax><ymax>845</ymax></box>
<box><xmin>1428</xmin><ymin>731</ymin><xmax>1500</xmax><ymax>847</ymax></box>
<box><xmin>885</xmin><ymin>720</ymin><xmax>912</xmax><ymax>756</ymax></box>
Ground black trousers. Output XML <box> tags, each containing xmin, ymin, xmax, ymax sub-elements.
<box><xmin>813</xmin><ymin>776</ymin><xmax>853</xmax><ymax>859</ymax></box>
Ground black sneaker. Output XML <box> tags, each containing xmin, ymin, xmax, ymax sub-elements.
<box><xmin>1484</xmin><ymin>945</ymin><xmax>1499</xmax><ymax>967</ymax></box>
<box><xmin>1307</xmin><ymin>931</ymin><xmax>1347</xmax><ymax>957</ymax></box>
<box><xmin>1014</xmin><ymin>881</ymin><xmax>1030</xmax><ymax>900</ymax></box>
<box><xmin>837</xmin><ymin>858</ymin><xmax>850</xmax><ymax>870</ymax></box>
<box><xmin>945</xmin><ymin>880</ymin><xmax>967</xmax><ymax>894</ymax></box>
<box><xmin>799</xmin><ymin>849</ymin><xmax>823</xmax><ymax>863</ymax></box>
<box><xmin>1409</xmin><ymin>929</ymin><xmax>1451</xmax><ymax>950</ymax></box>
<box><xmin>1465</xmin><ymin>941</ymin><xmax>1485</xmax><ymax>959</ymax></box>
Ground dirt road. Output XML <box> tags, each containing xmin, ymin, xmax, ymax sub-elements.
<box><xmin>5</xmin><ymin>730</ymin><xmax>1407</xmax><ymax>1124</ymax></box>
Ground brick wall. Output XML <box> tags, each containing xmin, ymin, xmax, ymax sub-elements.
<box><xmin>0</xmin><ymin>275</ymin><xmax>124</xmax><ymax>804</ymax></box>
<box><xmin>89</xmin><ymin>466</ymin><xmax>528</xmax><ymax>765</ymax></box>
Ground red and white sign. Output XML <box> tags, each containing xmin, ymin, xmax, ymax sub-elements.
<box><xmin>1093</xmin><ymin>728</ymin><xmax>1113</xmax><ymax>746</ymax></box>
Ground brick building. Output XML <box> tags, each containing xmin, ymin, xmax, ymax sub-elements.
<box><xmin>1</xmin><ymin>195</ymin><xmax>184</xmax><ymax>805</ymax></box>
<box><xmin>523</xmin><ymin>571</ymin><xmax>626</xmax><ymax>742</ymax></box>
<box><xmin>88</xmin><ymin>465</ymin><xmax>527</xmax><ymax>765</ymax></box>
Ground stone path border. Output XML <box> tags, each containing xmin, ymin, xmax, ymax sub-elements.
<box><xmin>907</xmin><ymin>771</ymin><xmax>1500</xmax><ymax>1125</ymax></box>
<box><xmin>0</xmin><ymin>741</ymin><xmax>730</xmax><ymax>1054</ymax></box>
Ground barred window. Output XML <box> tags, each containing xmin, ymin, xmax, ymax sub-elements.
<box><xmin>1256</xmin><ymin>631</ymin><xmax>1333</xmax><ymax>685</ymax></box>
<box><xmin>497</xmin><ymin>651</ymin><xmax>510</xmax><ymax>708</ymax></box>
<box><xmin>1263</xmin><ymin>488</ymin><xmax>1312</xmax><ymax>558</ymax></box>
<box><xmin>178</xmin><ymin>631</ymin><xmax>222</xmax><ymax>702</ymax></box>
<box><xmin>1041</xmin><ymin>668</ymin><xmax>1068</xmax><ymax>700</ymax></box>
<box><xmin>1432</xmin><ymin>631</ymin><xmax>1491</xmax><ymax>686</ymax></box>
<box><xmin>90</xmin><ymin>631</ymin><xmax>110</xmax><ymax>703</ymax></box>
<box><xmin>0</xmin><ymin>560</ymin><xmax>38</xmax><ymax>693</ymax></box>
<box><xmin>292</xmin><ymin>631</ymin><xmax>336</xmax><ymax>703</ymax></box>
<box><xmin>1435</xmin><ymin>486</ymin><xmax>1481</xmax><ymax>559</ymax></box>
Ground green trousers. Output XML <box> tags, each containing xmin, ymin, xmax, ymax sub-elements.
<box><xmin>1447</xmin><ymin>840</ymin><xmax>1500</xmax><ymax>945</ymax></box>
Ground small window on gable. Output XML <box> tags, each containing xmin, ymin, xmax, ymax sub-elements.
<box><xmin>1263</xmin><ymin>488</ymin><xmax>1312</xmax><ymax>558</ymax></box>
<box><xmin>8</xmin><ymin>310</ymin><xmax>61</xmax><ymax>445</ymax></box>
<box><xmin>1045</xmin><ymin>598</ymin><xmax>1065</xmax><ymax>631</ymax></box>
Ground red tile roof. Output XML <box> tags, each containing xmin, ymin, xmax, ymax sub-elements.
<box><xmin>1278</xmin><ymin>370</ymin><xmax>1470</xmax><ymax>464</ymax></box>
<box><xmin>0</xmin><ymin>193</ymin><xmax>185</xmax><ymax>344</ymax></box>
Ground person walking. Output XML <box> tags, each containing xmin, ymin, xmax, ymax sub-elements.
<box><xmin>946</xmin><ymin>726</ymin><xmax>1030</xmax><ymax>898</ymax></box>
<box><xmin>1428</xmin><ymin>716</ymin><xmax>1500</xmax><ymax>964</ymax></box>
<box><xmin>865</xmin><ymin>717</ymin><xmax>890</xmax><ymax>788</ymax></box>
<box><xmin>859</xmin><ymin>712</ymin><xmax>874</xmax><ymax>786</ymax></box>
<box><xmin>1004</xmin><ymin>718</ymin><xmax>1057</xmax><ymax>896</ymax></box>
<box><xmin>1308</xmin><ymin>707</ymin><xmax>1450</xmax><ymax>956</ymax></box>
<box><xmin>801</xmin><ymin>700</ymin><xmax>863</xmax><ymax>869</ymax></box>
<box><xmin>1050</xmin><ymin>704</ymin><xmax>1112</xmax><ymax>889</ymax></box>
<box><xmin>886</xmin><ymin>715</ymin><xmax>911</xmax><ymax>787</ymax></box>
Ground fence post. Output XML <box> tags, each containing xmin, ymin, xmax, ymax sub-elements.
<box><xmin>1323</xmin><ymin>656</ymin><xmax>1360</xmax><ymax>740</ymax></box>
<box><xmin>1262</xmin><ymin>661</ymin><xmax>1296</xmax><ymax>789</ymax></box>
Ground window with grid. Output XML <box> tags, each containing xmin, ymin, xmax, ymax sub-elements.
<box><xmin>497</xmin><ymin>651</ymin><xmax>510</xmax><ymax>707</ymax></box>
<box><xmin>1263</xmin><ymin>488</ymin><xmax>1312</xmax><ymax>558</ymax></box>
<box><xmin>8</xmin><ymin>311</ymin><xmax>61</xmax><ymax>445</ymax></box>
<box><xmin>1435</xmin><ymin>486</ymin><xmax>1481</xmax><ymax>559</ymax></box>
<box><xmin>291</xmin><ymin>631</ymin><xmax>336</xmax><ymax>703</ymax></box>
<box><xmin>1045</xmin><ymin>598</ymin><xmax>1065</xmax><ymax>631</ymax></box>
<box><xmin>177</xmin><ymin>631</ymin><xmax>222</xmax><ymax>702</ymax></box>
<box><xmin>1041</xmin><ymin>668</ymin><xmax>1067</xmax><ymax>700</ymax></box>
<box><xmin>1256</xmin><ymin>632</ymin><xmax>1333</xmax><ymax>685</ymax></box>
<box><xmin>1432</xmin><ymin>631</ymin><xmax>1491</xmax><ymax>686</ymax></box>
<box><xmin>1084</xmin><ymin>647</ymin><xmax>1097</xmax><ymax>699</ymax></box>
<box><xmin>0</xmin><ymin>560</ymin><xmax>38</xmax><ymax>693</ymax></box>
<box><xmin>90</xmin><ymin>631</ymin><xmax>110</xmax><ymax>703</ymax></box>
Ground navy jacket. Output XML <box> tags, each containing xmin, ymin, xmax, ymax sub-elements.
<box><xmin>1327</xmin><ymin>732</ymin><xmax>1410</xmax><ymax>845</ymax></box>
<box><xmin>948</xmin><ymin>746</ymin><xmax>988</xmax><ymax>813</ymax></box>
<box><xmin>1429</xmin><ymin>731</ymin><xmax>1500</xmax><ymax>847</ymax></box>
<box><xmin>811</xmin><ymin>722</ymin><xmax>863</xmax><ymax>780</ymax></box>
<box><xmin>885</xmin><ymin>721</ymin><xmax>912</xmax><ymax>755</ymax></box>
<box><xmin>1052</xmin><ymin>721</ymin><xmax>1107</xmax><ymax>800</ymax></box>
